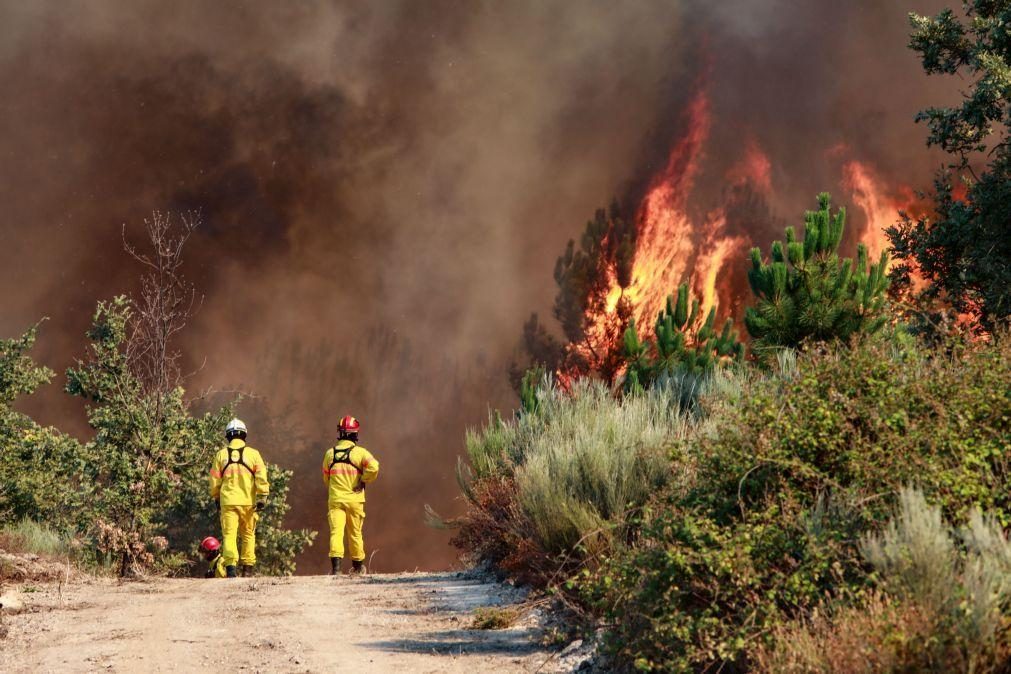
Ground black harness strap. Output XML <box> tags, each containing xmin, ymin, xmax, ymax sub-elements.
<box><xmin>328</xmin><ymin>443</ymin><xmax>365</xmax><ymax>492</ymax></box>
<box><xmin>223</xmin><ymin>445</ymin><xmax>255</xmax><ymax>476</ymax></box>
<box><xmin>328</xmin><ymin>442</ymin><xmax>361</xmax><ymax>474</ymax></box>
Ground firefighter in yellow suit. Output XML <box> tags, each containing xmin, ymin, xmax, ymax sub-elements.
<box><xmin>322</xmin><ymin>415</ymin><xmax>379</xmax><ymax>575</ymax></box>
<box><xmin>200</xmin><ymin>536</ymin><xmax>227</xmax><ymax>578</ymax></box>
<box><xmin>209</xmin><ymin>418</ymin><xmax>269</xmax><ymax>578</ymax></box>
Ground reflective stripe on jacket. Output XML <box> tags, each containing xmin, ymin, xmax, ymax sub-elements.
<box><xmin>322</xmin><ymin>440</ymin><xmax>379</xmax><ymax>506</ymax></box>
<box><xmin>209</xmin><ymin>439</ymin><xmax>269</xmax><ymax>506</ymax></box>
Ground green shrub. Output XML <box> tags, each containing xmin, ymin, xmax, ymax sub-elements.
<box><xmin>758</xmin><ymin>488</ymin><xmax>1011</xmax><ymax>673</ymax></box>
<box><xmin>62</xmin><ymin>299</ymin><xmax>314</xmax><ymax>576</ymax></box>
<box><xmin>586</xmin><ymin>335</ymin><xmax>1011</xmax><ymax>671</ymax></box>
<box><xmin>0</xmin><ymin>326</ymin><xmax>84</xmax><ymax>528</ymax></box>
<box><xmin>514</xmin><ymin>381</ymin><xmax>687</xmax><ymax>555</ymax></box>
<box><xmin>862</xmin><ymin>488</ymin><xmax>1011</xmax><ymax>668</ymax></box>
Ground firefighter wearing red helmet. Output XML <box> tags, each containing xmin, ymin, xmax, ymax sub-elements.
<box><xmin>321</xmin><ymin>415</ymin><xmax>380</xmax><ymax>575</ymax></box>
<box><xmin>200</xmin><ymin>536</ymin><xmax>227</xmax><ymax>578</ymax></box>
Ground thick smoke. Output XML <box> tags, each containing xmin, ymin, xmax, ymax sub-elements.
<box><xmin>0</xmin><ymin>1</ymin><xmax>952</xmax><ymax>572</ymax></box>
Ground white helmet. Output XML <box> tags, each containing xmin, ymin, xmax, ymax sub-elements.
<box><xmin>225</xmin><ymin>418</ymin><xmax>247</xmax><ymax>440</ymax></box>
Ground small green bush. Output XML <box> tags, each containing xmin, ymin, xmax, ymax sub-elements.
<box><xmin>745</xmin><ymin>193</ymin><xmax>890</xmax><ymax>354</ymax></box>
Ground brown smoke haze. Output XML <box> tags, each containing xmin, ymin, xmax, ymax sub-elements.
<box><xmin>0</xmin><ymin>1</ymin><xmax>954</xmax><ymax>572</ymax></box>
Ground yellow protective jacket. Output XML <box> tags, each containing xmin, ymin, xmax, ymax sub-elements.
<box><xmin>322</xmin><ymin>440</ymin><xmax>379</xmax><ymax>506</ymax></box>
<box><xmin>209</xmin><ymin>439</ymin><xmax>269</xmax><ymax>506</ymax></box>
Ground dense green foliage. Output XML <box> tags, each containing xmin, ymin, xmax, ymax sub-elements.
<box><xmin>0</xmin><ymin>327</ymin><xmax>83</xmax><ymax>528</ymax></box>
<box><xmin>758</xmin><ymin>489</ymin><xmax>1011</xmax><ymax>673</ymax></box>
<box><xmin>0</xmin><ymin>305</ymin><xmax>314</xmax><ymax>576</ymax></box>
<box><xmin>583</xmin><ymin>336</ymin><xmax>1011</xmax><ymax>671</ymax></box>
<box><xmin>623</xmin><ymin>283</ymin><xmax>744</xmax><ymax>392</ymax></box>
<box><xmin>890</xmin><ymin>2</ymin><xmax>1011</xmax><ymax>328</ymax></box>
<box><xmin>63</xmin><ymin>297</ymin><xmax>314</xmax><ymax>575</ymax></box>
<box><xmin>745</xmin><ymin>193</ymin><xmax>890</xmax><ymax>354</ymax></box>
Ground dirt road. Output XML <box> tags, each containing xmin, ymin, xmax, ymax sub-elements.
<box><xmin>0</xmin><ymin>572</ymin><xmax>563</xmax><ymax>673</ymax></box>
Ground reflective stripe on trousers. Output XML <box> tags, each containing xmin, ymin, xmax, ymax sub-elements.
<box><xmin>327</xmin><ymin>501</ymin><xmax>366</xmax><ymax>561</ymax></box>
<box><xmin>220</xmin><ymin>504</ymin><xmax>259</xmax><ymax>567</ymax></box>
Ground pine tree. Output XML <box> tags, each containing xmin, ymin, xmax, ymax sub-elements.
<box><xmin>623</xmin><ymin>283</ymin><xmax>744</xmax><ymax>392</ymax></box>
<box><xmin>745</xmin><ymin>193</ymin><xmax>889</xmax><ymax>354</ymax></box>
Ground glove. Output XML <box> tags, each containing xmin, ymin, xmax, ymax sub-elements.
<box><xmin>255</xmin><ymin>500</ymin><xmax>266</xmax><ymax>512</ymax></box>
<box><xmin>215</xmin><ymin>500</ymin><xmax>220</xmax><ymax>513</ymax></box>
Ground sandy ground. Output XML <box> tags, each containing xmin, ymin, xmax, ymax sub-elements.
<box><xmin>0</xmin><ymin>572</ymin><xmax>562</xmax><ymax>673</ymax></box>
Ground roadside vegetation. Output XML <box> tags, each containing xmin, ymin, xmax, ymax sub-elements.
<box><xmin>451</xmin><ymin>6</ymin><xmax>1011</xmax><ymax>666</ymax></box>
<box><xmin>0</xmin><ymin>214</ymin><xmax>314</xmax><ymax>579</ymax></box>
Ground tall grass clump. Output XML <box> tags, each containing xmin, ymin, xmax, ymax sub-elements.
<box><xmin>514</xmin><ymin>381</ymin><xmax>689</xmax><ymax>555</ymax></box>
<box><xmin>0</xmin><ymin>519</ymin><xmax>74</xmax><ymax>558</ymax></box>
<box><xmin>453</xmin><ymin>376</ymin><xmax>698</xmax><ymax>583</ymax></box>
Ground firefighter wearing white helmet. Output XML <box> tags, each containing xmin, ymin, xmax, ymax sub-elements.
<box><xmin>209</xmin><ymin>418</ymin><xmax>269</xmax><ymax>577</ymax></box>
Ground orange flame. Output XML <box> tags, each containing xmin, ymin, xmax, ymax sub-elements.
<box><xmin>624</xmin><ymin>93</ymin><xmax>710</xmax><ymax>329</ymax></box>
<box><xmin>566</xmin><ymin>104</ymin><xmax>940</xmax><ymax>381</ymax></box>
<box><xmin>841</xmin><ymin>159</ymin><xmax>935</xmax><ymax>299</ymax></box>
<box><xmin>843</xmin><ymin>160</ymin><xmax>905</xmax><ymax>263</ymax></box>
<box><xmin>575</xmin><ymin>93</ymin><xmax>766</xmax><ymax>376</ymax></box>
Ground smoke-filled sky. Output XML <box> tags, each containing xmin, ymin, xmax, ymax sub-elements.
<box><xmin>0</xmin><ymin>0</ymin><xmax>955</xmax><ymax>572</ymax></box>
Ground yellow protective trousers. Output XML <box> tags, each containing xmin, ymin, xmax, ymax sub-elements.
<box><xmin>220</xmin><ymin>504</ymin><xmax>259</xmax><ymax>567</ymax></box>
<box><xmin>327</xmin><ymin>501</ymin><xmax>366</xmax><ymax>561</ymax></box>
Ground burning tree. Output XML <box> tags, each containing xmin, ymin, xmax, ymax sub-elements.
<box><xmin>514</xmin><ymin>202</ymin><xmax>635</xmax><ymax>386</ymax></box>
<box><xmin>514</xmin><ymin>91</ymin><xmax>774</xmax><ymax>388</ymax></box>
<box><xmin>745</xmin><ymin>193</ymin><xmax>890</xmax><ymax>354</ymax></box>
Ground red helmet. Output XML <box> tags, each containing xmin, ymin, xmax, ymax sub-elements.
<box><xmin>338</xmin><ymin>415</ymin><xmax>360</xmax><ymax>434</ymax></box>
<box><xmin>200</xmin><ymin>536</ymin><xmax>220</xmax><ymax>553</ymax></box>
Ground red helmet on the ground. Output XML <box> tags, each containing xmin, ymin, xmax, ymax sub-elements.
<box><xmin>338</xmin><ymin>415</ymin><xmax>360</xmax><ymax>435</ymax></box>
<box><xmin>200</xmin><ymin>536</ymin><xmax>220</xmax><ymax>553</ymax></box>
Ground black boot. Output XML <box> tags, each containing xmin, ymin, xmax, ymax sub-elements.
<box><xmin>226</xmin><ymin>565</ymin><xmax>238</xmax><ymax>578</ymax></box>
<box><xmin>330</xmin><ymin>557</ymin><xmax>342</xmax><ymax>576</ymax></box>
<box><xmin>240</xmin><ymin>565</ymin><xmax>254</xmax><ymax>577</ymax></box>
<box><xmin>351</xmin><ymin>559</ymin><xmax>365</xmax><ymax>575</ymax></box>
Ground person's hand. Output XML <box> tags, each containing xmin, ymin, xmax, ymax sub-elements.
<box><xmin>255</xmin><ymin>500</ymin><xmax>266</xmax><ymax>512</ymax></box>
<box><xmin>214</xmin><ymin>500</ymin><xmax>220</xmax><ymax>513</ymax></box>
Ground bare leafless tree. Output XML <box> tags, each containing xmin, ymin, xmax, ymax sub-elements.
<box><xmin>122</xmin><ymin>211</ymin><xmax>201</xmax><ymax>401</ymax></box>
<box><xmin>113</xmin><ymin>212</ymin><xmax>201</xmax><ymax>575</ymax></box>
